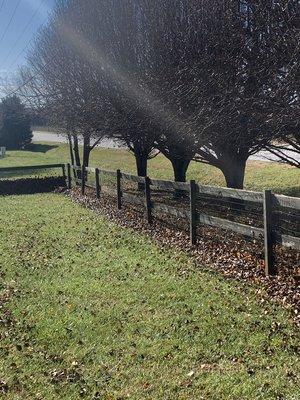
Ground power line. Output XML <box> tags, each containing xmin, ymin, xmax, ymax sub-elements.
<box><xmin>8</xmin><ymin>37</ymin><xmax>33</xmax><ymax>70</ymax></box>
<box><xmin>3</xmin><ymin>0</ymin><xmax>46</xmax><ymax>66</ymax></box>
<box><xmin>3</xmin><ymin>47</ymin><xmax>57</xmax><ymax>98</ymax></box>
<box><xmin>0</xmin><ymin>0</ymin><xmax>5</xmax><ymax>14</ymax></box>
<box><xmin>3</xmin><ymin>52</ymin><xmax>53</xmax><ymax>98</ymax></box>
<box><xmin>0</xmin><ymin>0</ymin><xmax>22</xmax><ymax>45</ymax></box>
<box><xmin>1</xmin><ymin>71</ymin><xmax>38</xmax><ymax>99</ymax></box>
<box><xmin>7</xmin><ymin>12</ymin><xmax>49</xmax><ymax>70</ymax></box>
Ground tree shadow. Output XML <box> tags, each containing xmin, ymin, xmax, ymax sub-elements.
<box><xmin>279</xmin><ymin>187</ymin><xmax>300</xmax><ymax>197</ymax></box>
<box><xmin>26</xmin><ymin>143</ymin><xmax>59</xmax><ymax>153</ymax></box>
<box><xmin>0</xmin><ymin>176</ymin><xmax>66</xmax><ymax>195</ymax></box>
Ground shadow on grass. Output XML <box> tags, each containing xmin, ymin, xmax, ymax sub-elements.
<box><xmin>274</xmin><ymin>187</ymin><xmax>300</xmax><ymax>197</ymax></box>
<box><xmin>0</xmin><ymin>176</ymin><xmax>65</xmax><ymax>195</ymax></box>
<box><xmin>26</xmin><ymin>143</ymin><xmax>59</xmax><ymax>153</ymax></box>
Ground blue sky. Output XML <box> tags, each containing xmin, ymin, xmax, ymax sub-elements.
<box><xmin>0</xmin><ymin>0</ymin><xmax>55</xmax><ymax>85</ymax></box>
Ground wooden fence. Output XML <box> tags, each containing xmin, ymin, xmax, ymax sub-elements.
<box><xmin>0</xmin><ymin>164</ymin><xmax>67</xmax><ymax>195</ymax></box>
<box><xmin>69</xmin><ymin>164</ymin><xmax>300</xmax><ymax>277</ymax></box>
<box><xmin>0</xmin><ymin>147</ymin><xmax>6</xmax><ymax>159</ymax></box>
<box><xmin>0</xmin><ymin>163</ymin><xmax>66</xmax><ymax>175</ymax></box>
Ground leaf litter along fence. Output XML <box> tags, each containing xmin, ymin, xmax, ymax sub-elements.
<box><xmin>69</xmin><ymin>163</ymin><xmax>300</xmax><ymax>277</ymax></box>
<box><xmin>0</xmin><ymin>162</ymin><xmax>299</xmax><ymax>276</ymax></box>
<box><xmin>0</xmin><ymin>164</ymin><xmax>67</xmax><ymax>195</ymax></box>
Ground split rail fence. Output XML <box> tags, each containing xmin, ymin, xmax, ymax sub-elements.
<box><xmin>0</xmin><ymin>163</ymin><xmax>67</xmax><ymax>194</ymax></box>
<box><xmin>0</xmin><ymin>163</ymin><xmax>66</xmax><ymax>176</ymax></box>
<box><xmin>69</xmin><ymin>163</ymin><xmax>300</xmax><ymax>277</ymax></box>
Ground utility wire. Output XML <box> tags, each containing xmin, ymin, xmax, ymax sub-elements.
<box><xmin>8</xmin><ymin>12</ymin><xmax>49</xmax><ymax>70</ymax></box>
<box><xmin>3</xmin><ymin>0</ymin><xmax>45</xmax><ymax>66</ymax></box>
<box><xmin>7</xmin><ymin>37</ymin><xmax>33</xmax><ymax>69</ymax></box>
<box><xmin>1</xmin><ymin>70</ymin><xmax>37</xmax><ymax>99</ymax></box>
<box><xmin>0</xmin><ymin>0</ymin><xmax>22</xmax><ymax>45</ymax></box>
<box><xmin>3</xmin><ymin>50</ymin><xmax>53</xmax><ymax>98</ymax></box>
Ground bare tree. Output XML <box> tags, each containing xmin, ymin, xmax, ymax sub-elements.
<box><xmin>20</xmin><ymin>0</ymin><xmax>117</xmax><ymax>168</ymax></box>
<box><xmin>19</xmin><ymin>0</ymin><xmax>300</xmax><ymax>189</ymax></box>
<box><xmin>168</xmin><ymin>0</ymin><xmax>300</xmax><ymax>188</ymax></box>
<box><xmin>265</xmin><ymin>134</ymin><xmax>300</xmax><ymax>168</ymax></box>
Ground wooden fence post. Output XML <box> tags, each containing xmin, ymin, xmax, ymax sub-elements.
<box><xmin>117</xmin><ymin>169</ymin><xmax>122</xmax><ymax>209</ymax></box>
<box><xmin>81</xmin><ymin>165</ymin><xmax>85</xmax><ymax>195</ymax></box>
<box><xmin>144</xmin><ymin>176</ymin><xmax>152</xmax><ymax>224</ymax></box>
<box><xmin>263</xmin><ymin>189</ymin><xmax>276</xmax><ymax>275</ymax></box>
<box><xmin>73</xmin><ymin>164</ymin><xmax>77</xmax><ymax>179</ymax></box>
<box><xmin>67</xmin><ymin>163</ymin><xmax>72</xmax><ymax>189</ymax></box>
<box><xmin>190</xmin><ymin>180</ymin><xmax>197</xmax><ymax>245</ymax></box>
<box><xmin>95</xmin><ymin>168</ymin><xmax>101</xmax><ymax>199</ymax></box>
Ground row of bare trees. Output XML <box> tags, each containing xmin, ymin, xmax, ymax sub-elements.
<box><xmin>19</xmin><ymin>0</ymin><xmax>300</xmax><ymax>188</ymax></box>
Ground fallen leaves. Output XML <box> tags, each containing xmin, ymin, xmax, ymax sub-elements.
<box><xmin>0</xmin><ymin>380</ymin><xmax>8</xmax><ymax>394</ymax></box>
<box><xmin>69</xmin><ymin>187</ymin><xmax>300</xmax><ymax>327</ymax></box>
<box><xmin>50</xmin><ymin>367</ymin><xmax>83</xmax><ymax>384</ymax></box>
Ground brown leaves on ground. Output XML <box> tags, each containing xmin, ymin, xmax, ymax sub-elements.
<box><xmin>0</xmin><ymin>284</ymin><xmax>17</xmax><ymax>396</ymax></box>
<box><xmin>50</xmin><ymin>366</ymin><xmax>83</xmax><ymax>384</ymax></box>
<box><xmin>0</xmin><ymin>380</ymin><xmax>8</xmax><ymax>394</ymax></box>
<box><xmin>68</xmin><ymin>187</ymin><xmax>299</xmax><ymax>327</ymax></box>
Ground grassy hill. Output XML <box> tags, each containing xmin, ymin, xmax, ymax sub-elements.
<box><xmin>0</xmin><ymin>142</ymin><xmax>299</xmax><ymax>196</ymax></box>
<box><xmin>0</xmin><ymin>193</ymin><xmax>299</xmax><ymax>399</ymax></box>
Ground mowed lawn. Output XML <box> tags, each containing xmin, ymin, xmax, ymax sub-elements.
<box><xmin>1</xmin><ymin>141</ymin><xmax>299</xmax><ymax>196</ymax></box>
<box><xmin>0</xmin><ymin>194</ymin><xmax>299</xmax><ymax>399</ymax></box>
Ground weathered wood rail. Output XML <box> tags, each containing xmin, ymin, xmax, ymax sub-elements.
<box><xmin>0</xmin><ymin>163</ymin><xmax>66</xmax><ymax>174</ymax></box>
<box><xmin>70</xmin><ymin>163</ymin><xmax>300</xmax><ymax>277</ymax></box>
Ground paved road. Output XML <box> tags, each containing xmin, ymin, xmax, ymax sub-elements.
<box><xmin>33</xmin><ymin>130</ymin><xmax>299</xmax><ymax>163</ymax></box>
<box><xmin>32</xmin><ymin>131</ymin><xmax>123</xmax><ymax>149</ymax></box>
<box><xmin>250</xmin><ymin>149</ymin><xmax>300</xmax><ymax>163</ymax></box>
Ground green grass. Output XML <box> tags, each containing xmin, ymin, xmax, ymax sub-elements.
<box><xmin>0</xmin><ymin>193</ymin><xmax>299</xmax><ymax>399</ymax></box>
<box><xmin>0</xmin><ymin>141</ymin><xmax>299</xmax><ymax>195</ymax></box>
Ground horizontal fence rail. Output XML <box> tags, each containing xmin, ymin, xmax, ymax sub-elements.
<box><xmin>0</xmin><ymin>163</ymin><xmax>65</xmax><ymax>173</ymax></box>
<box><xmin>196</xmin><ymin>212</ymin><xmax>264</xmax><ymax>239</ymax></box>
<box><xmin>150</xmin><ymin>178</ymin><xmax>190</xmax><ymax>192</ymax></box>
<box><xmin>69</xmin><ymin>163</ymin><xmax>300</xmax><ymax>276</ymax></box>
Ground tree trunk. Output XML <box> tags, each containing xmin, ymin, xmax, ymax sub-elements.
<box><xmin>83</xmin><ymin>135</ymin><xmax>91</xmax><ymax>167</ymax></box>
<box><xmin>220</xmin><ymin>158</ymin><xmax>247</xmax><ymax>189</ymax></box>
<box><xmin>67</xmin><ymin>134</ymin><xmax>74</xmax><ymax>166</ymax></box>
<box><xmin>135</xmin><ymin>153</ymin><xmax>148</xmax><ymax>191</ymax></box>
<box><xmin>170</xmin><ymin>158</ymin><xmax>191</xmax><ymax>197</ymax></box>
<box><xmin>82</xmin><ymin>135</ymin><xmax>91</xmax><ymax>185</ymax></box>
<box><xmin>219</xmin><ymin>155</ymin><xmax>247</xmax><ymax>212</ymax></box>
<box><xmin>171</xmin><ymin>158</ymin><xmax>190</xmax><ymax>182</ymax></box>
<box><xmin>72</xmin><ymin>134</ymin><xmax>81</xmax><ymax>179</ymax></box>
<box><xmin>73</xmin><ymin>134</ymin><xmax>81</xmax><ymax>166</ymax></box>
